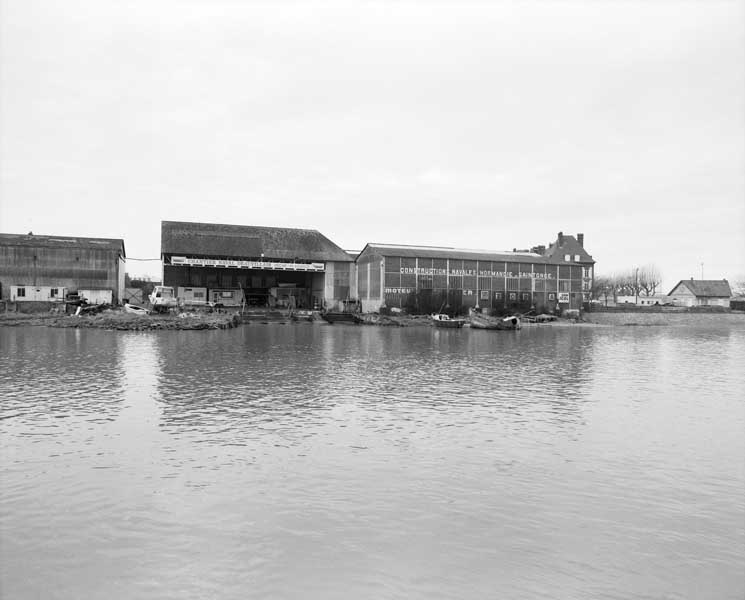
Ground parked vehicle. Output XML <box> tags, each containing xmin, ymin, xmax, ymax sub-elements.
<box><xmin>149</xmin><ymin>286</ymin><xmax>178</xmax><ymax>313</ymax></box>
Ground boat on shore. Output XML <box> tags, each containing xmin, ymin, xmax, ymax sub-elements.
<box><xmin>321</xmin><ymin>311</ymin><xmax>363</xmax><ymax>324</ymax></box>
<box><xmin>469</xmin><ymin>314</ymin><xmax>521</xmax><ymax>330</ymax></box>
<box><xmin>124</xmin><ymin>303</ymin><xmax>150</xmax><ymax>316</ymax></box>
<box><xmin>431</xmin><ymin>313</ymin><xmax>466</xmax><ymax>328</ymax></box>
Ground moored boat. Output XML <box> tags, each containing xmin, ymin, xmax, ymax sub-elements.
<box><xmin>469</xmin><ymin>314</ymin><xmax>501</xmax><ymax>330</ymax></box>
<box><xmin>321</xmin><ymin>311</ymin><xmax>363</xmax><ymax>324</ymax></box>
<box><xmin>431</xmin><ymin>313</ymin><xmax>466</xmax><ymax>328</ymax></box>
<box><xmin>497</xmin><ymin>315</ymin><xmax>521</xmax><ymax>330</ymax></box>
<box><xmin>469</xmin><ymin>314</ymin><xmax>521</xmax><ymax>330</ymax></box>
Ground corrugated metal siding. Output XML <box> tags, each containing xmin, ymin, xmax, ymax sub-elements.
<box><xmin>0</xmin><ymin>244</ymin><xmax>122</xmax><ymax>301</ymax></box>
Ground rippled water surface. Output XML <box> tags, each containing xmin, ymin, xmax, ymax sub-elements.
<box><xmin>2</xmin><ymin>323</ymin><xmax>744</xmax><ymax>599</ymax></box>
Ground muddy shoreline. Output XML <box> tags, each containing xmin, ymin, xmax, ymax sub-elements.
<box><xmin>2</xmin><ymin>309</ymin><xmax>743</xmax><ymax>330</ymax></box>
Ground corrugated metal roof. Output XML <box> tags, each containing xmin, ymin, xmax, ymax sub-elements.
<box><xmin>161</xmin><ymin>221</ymin><xmax>353</xmax><ymax>262</ymax></box>
<box><xmin>0</xmin><ymin>233</ymin><xmax>125</xmax><ymax>256</ymax></box>
<box><xmin>361</xmin><ymin>243</ymin><xmax>548</xmax><ymax>263</ymax></box>
<box><xmin>669</xmin><ymin>279</ymin><xmax>732</xmax><ymax>298</ymax></box>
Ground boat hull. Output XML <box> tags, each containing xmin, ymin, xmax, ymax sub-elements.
<box><xmin>431</xmin><ymin>314</ymin><xmax>466</xmax><ymax>328</ymax></box>
<box><xmin>469</xmin><ymin>315</ymin><xmax>521</xmax><ymax>330</ymax></box>
<box><xmin>321</xmin><ymin>312</ymin><xmax>362</xmax><ymax>324</ymax></box>
<box><xmin>433</xmin><ymin>319</ymin><xmax>465</xmax><ymax>328</ymax></box>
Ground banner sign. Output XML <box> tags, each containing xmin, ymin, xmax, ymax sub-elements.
<box><xmin>399</xmin><ymin>267</ymin><xmax>554</xmax><ymax>279</ymax></box>
<box><xmin>170</xmin><ymin>256</ymin><xmax>325</xmax><ymax>272</ymax></box>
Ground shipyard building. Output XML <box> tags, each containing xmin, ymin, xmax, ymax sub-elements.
<box><xmin>356</xmin><ymin>232</ymin><xmax>594</xmax><ymax>314</ymax></box>
<box><xmin>160</xmin><ymin>221</ymin><xmax>354</xmax><ymax>310</ymax></box>
<box><xmin>0</xmin><ymin>233</ymin><xmax>126</xmax><ymax>305</ymax></box>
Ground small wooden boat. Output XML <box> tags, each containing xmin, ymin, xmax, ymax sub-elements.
<box><xmin>469</xmin><ymin>314</ymin><xmax>502</xmax><ymax>330</ymax></box>
<box><xmin>431</xmin><ymin>313</ymin><xmax>466</xmax><ymax>328</ymax></box>
<box><xmin>469</xmin><ymin>314</ymin><xmax>521</xmax><ymax>330</ymax></box>
<box><xmin>321</xmin><ymin>311</ymin><xmax>363</xmax><ymax>324</ymax></box>
<box><xmin>290</xmin><ymin>309</ymin><xmax>315</xmax><ymax>322</ymax></box>
<box><xmin>124</xmin><ymin>303</ymin><xmax>149</xmax><ymax>316</ymax></box>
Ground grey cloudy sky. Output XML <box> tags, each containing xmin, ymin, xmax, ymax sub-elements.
<box><xmin>1</xmin><ymin>0</ymin><xmax>743</xmax><ymax>290</ymax></box>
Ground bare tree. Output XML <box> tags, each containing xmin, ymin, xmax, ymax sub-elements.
<box><xmin>731</xmin><ymin>275</ymin><xmax>745</xmax><ymax>296</ymax></box>
<box><xmin>593</xmin><ymin>265</ymin><xmax>663</xmax><ymax>303</ymax></box>
<box><xmin>591</xmin><ymin>275</ymin><xmax>615</xmax><ymax>305</ymax></box>
<box><xmin>637</xmin><ymin>264</ymin><xmax>662</xmax><ymax>296</ymax></box>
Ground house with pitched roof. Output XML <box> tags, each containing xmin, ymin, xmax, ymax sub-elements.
<box><xmin>667</xmin><ymin>279</ymin><xmax>732</xmax><ymax>307</ymax></box>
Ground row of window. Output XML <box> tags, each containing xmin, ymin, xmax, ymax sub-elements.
<box><xmin>384</xmin><ymin>290</ymin><xmax>587</xmax><ymax>302</ymax></box>
<box><xmin>14</xmin><ymin>288</ymin><xmax>60</xmax><ymax>297</ymax></box>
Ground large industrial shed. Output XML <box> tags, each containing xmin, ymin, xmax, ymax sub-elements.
<box><xmin>160</xmin><ymin>221</ymin><xmax>355</xmax><ymax>310</ymax></box>
<box><xmin>0</xmin><ymin>233</ymin><xmax>126</xmax><ymax>304</ymax></box>
<box><xmin>356</xmin><ymin>232</ymin><xmax>594</xmax><ymax>314</ymax></box>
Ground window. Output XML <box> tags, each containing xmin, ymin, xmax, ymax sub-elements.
<box><xmin>564</xmin><ymin>254</ymin><xmax>571</xmax><ymax>262</ymax></box>
<box><xmin>17</xmin><ymin>287</ymin><xmax>26</xmax><ymax>297</ymax></box>
<box><xmin>50</xmin><ymin>288</ymin><xmax>58</xmax><ymax>297</ymax></box>
<box><xmin>574</xmin><ymin>254</ymin><xmax>580</xmax><ymax>262</ymax></box>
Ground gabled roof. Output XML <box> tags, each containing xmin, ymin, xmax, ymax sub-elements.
<box><xmin>668</xmin><ymin>279</ymin><xmax>732</xmax><ymax>298</ymax></box>
<box><xmin>542</xmin><ymin>234</ymin><xmax>594</xmax><ymax>263</ymax></box>
<box><xmin>161</xmin><ymin>221</ymin><xmax>352</xmax><ymax>262</ymax></box>
<box><xmin>358</xmin><ymin>243</ymin><xmax>547</xmax><ymax>264</ymax></box>
<box><xmin>0</xmin><ymin>233</ymin><xmax>125</xmax><ymax>257</ymax></box>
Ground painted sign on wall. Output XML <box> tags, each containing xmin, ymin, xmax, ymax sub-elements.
<box><xmin>170</xmin><ymin>256</ymin><xmax>325</xmax><ymax>271</ymax></box>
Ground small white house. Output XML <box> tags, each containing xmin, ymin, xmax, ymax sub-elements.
<box><xmin>667</xmin><ymin>279</ymin><xmax>732</xmax><ymax>307</ymax></box>
<box><xmin>638</xmin><ymin>294</ymin><xmax>669</xmax><ymax>306</ymax></box>
<box><xmin>78</xmin><ymin>289</ymin><xmax>113</xmax><ymax>305</ymax></box>
<box><xmin>10</xmin><ymin>285</ymin><xmax>66</xmax><ymax>302</ymax></box>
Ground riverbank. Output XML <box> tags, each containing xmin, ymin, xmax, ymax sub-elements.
<box><xmin>582</xmin><ymin>311</ymin><xmax>745</xmax><ymax>327</ymax></box>
<box><xmin>0</xmin><ymin>311</ymin><xmax>241</xmax><ymax>330</ymax></box>
<box><xmin>3</xmin><ymin>308</ymin><xmax>744</xmax><ymax>330</ymax></box>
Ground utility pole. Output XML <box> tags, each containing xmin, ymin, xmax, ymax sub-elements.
<box><xmin>635</xmin><ymin>267</ymin><xmax>639</xmax><ymax>305</ymax></box>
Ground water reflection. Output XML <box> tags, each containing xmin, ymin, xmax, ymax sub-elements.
<box><xmin>0</xmin><ymin>327</ymin><xmax>125</xmax><ymax>425</ymax></box>
<box><xmin>1</xmin><ymin>323</ymin><xmax>743</xmax><ymax>600</ymax></box>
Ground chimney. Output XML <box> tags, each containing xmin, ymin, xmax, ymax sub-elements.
<box><xmin>558</xmin><ymin>231</ymin><xmax>564</xmax><ymax>246</ymax></box>
<box><xmin>577</xmin><ymin>233</ymin><xmax>584</xmax><ymax>247</ymax></box>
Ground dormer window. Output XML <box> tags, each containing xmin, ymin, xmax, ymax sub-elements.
<box><xmin>564</xmin><ymin>254</ymin><xmax>571</xmax><ymax>262</ymax></box>
<box><xmin>574</xmin><ymin>254</ymin><xmax>580</xmax><ymax>262</ymax></box>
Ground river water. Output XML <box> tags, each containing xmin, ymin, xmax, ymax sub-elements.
<box><xmin>1</xmin><ymin>323</ymin><xmax>744</xmax><ymax>599</ymax></box>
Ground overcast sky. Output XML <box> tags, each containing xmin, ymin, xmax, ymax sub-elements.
<box><xmin>1</xmin><ymin>0</ymin><xmax>743</xmax><ymax>290</ymax></box>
